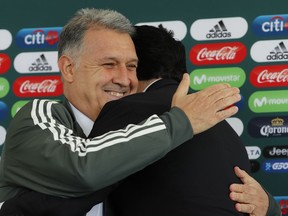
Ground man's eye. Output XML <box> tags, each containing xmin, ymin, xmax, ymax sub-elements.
<box><xmin>103</xmin><ymin>63</ymin><xmax>115</xmax><ymax>67</ymax></box>
<box><xmin>127</xmin><ymin>64</ymin><xmax>137</xmax><ymax>70</ymax></box>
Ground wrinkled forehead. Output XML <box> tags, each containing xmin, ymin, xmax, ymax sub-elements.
<box><xmin>81</xmin><ymin>28</ymin><xmax>138</xmax><ymax>60</ymax></box>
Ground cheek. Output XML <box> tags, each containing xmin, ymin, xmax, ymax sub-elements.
<box><xmin>130</xmin><ymin>73</ymin><xmax>138</xmax><ymax>89</ymax></box>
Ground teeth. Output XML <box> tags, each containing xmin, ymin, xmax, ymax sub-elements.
<box><xmin>108</xmin><ymin>91</ymin><xmax>124</xmax><ymax>97</ymax></box>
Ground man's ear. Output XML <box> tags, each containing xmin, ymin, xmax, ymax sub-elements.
<box><xmin>58</xmin><ymin>55</ymin><xmax>75</xmax><ymax>83</ymax></box>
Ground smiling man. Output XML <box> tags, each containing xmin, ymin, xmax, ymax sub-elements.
<box><xmin>0</xmin><ymin>8</ymin><xmax>242</xmax><ymax>216</ymax></box>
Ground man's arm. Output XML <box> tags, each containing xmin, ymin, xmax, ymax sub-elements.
<box><xmin>0</xmin><ymin>100</ymin><xmax>192</xmax><ymax>200</ymax></box>
<box><xmin>229</xmin><ymin>166</ymin><xmax>281</xmax><ymax>216</ymax></box>
<box><xmin>93</xmin><ymin>73</ymin><xmax>241</xmax><ymax>137</ymax></box>
<box><xmin>0</xmin><ymin>74</ymin><xmax>242</xmax><ymax>215</ymax></box>
<box><xmin>0</xmin><ymin>74</ymin><xmax>240</xmax><ymax>200</ymax></box>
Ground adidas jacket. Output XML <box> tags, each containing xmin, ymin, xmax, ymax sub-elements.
<box><xmin>0</xmin><ymin>97</ymin><xmax>193</xmax><ymax>202</ymax></box>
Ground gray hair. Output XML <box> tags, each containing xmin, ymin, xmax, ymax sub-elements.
<box><xmin>58</xmin><ymin>8</ymin><xmax>135</xmax><ymax>60</ymax></box>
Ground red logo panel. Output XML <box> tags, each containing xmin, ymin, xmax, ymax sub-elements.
<box><xmin>46</xmin><ymin>30</ymin><xmax>59</xmax><ymax>45</ymax></box>
<box><xmin>250</xmin><ymin>65</ymin><xmax>288</xmax><ymax>88</ymax></box>
<box><xmin>189</xmin><ymin>42</ymin><xmax>247</xmax><ymax>66</ymax></box>
<box><xmin>13</xmin><ymin>75</ymin><xmax>63</xmax><ymax>97</ymax></box>
<box><xmin>0</xmin><ymin>53</ymin><xmax>11</xmax><ymax>74</ymax></box>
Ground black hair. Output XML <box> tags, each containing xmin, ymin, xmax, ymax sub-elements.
<box><xmin>132</xmin><ymin>25</ymin><xmax>187</xmax><ymax>82</ymax></box>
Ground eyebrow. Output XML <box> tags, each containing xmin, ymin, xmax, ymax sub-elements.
<box><xmin>102</xmin><ymin>56</ymin><xmax>138</xmax><ymax>63</ymax></box>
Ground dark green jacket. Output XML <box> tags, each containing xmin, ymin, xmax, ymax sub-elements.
<box><xmin>0</xmin><ymin>98</ymin><xmax>193</xmax><ymax>202</ymax></box>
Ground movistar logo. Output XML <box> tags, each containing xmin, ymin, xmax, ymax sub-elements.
<box><xmin>0</xmin><ymin>77</ymin><xmax>9</xmax><ymax>98</ymax></box>
<box><xmin>11</xmin><ymin>100</ymin><xmax>30</xmax><ymax>117</ymax></box>
<box><xmin>249</xmin><ymin>90</ymin><xmax>288</xmax><ymax>113</ymax></box>
<box><xmin>189</xmin><ymin>67</ymin><xmax>245</xmax><ymax>90</ymax></box>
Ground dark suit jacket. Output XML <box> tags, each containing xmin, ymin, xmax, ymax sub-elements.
<box><xmin>0</xmin><ymin>79</ymin><xmax>250</xmax><ymax>216</ymax></box>
<box><xmin>93</xmin><ymin>78</ymin><xmax>250</xmax><ymax>216</ymax></box>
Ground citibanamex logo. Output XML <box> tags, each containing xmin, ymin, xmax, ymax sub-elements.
<box><xmin>189</xmin><ymin>42</ymin><xmax>247</xmax><ymax>65</ymax></box>
<box><xmin>13</xmin><ymin>75</ymin><xmax>63</xmax><ymax>97</ymax></box>
<box><xmin>250</xmin><ymin>65</ymin><xmax>288</xmax><ymax>88</ymax></box>
<box><xmin>0</xmin><ymin>53</ymin><xmax>11</xmax><ymax>74</ymax></box>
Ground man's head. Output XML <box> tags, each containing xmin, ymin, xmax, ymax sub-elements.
<box><xmin>132</xmin><ymin>25</ymin><xmax>187</xmax><ymax>91</ymax></box>
<box><xmin>58</xmin><ymin>8</ymin><xmax>139</xmax><ymax>121</ymax></box>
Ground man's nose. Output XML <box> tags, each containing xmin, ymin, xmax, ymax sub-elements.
<box><xmin>113</xmin><ymin>66</ymin><xmax>131</xmax><ymax>86</ymax></box>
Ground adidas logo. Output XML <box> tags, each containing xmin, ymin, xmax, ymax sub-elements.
<box><xmin>267</xmin><ymin>41</ymin><xmax>288</xmax><ymax>60</ymax></box>
<box><xmin>29</xmin><ymin>54</ymin><xmax>52</xmax><ymax>71</ymax></box>
<box><xmin>206</xmin><ymin>20</ymin><xmax>231</xmax><ymax>39</ymax></box>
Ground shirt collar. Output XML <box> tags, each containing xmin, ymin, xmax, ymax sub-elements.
<box><xmin>142</xmin><ymin>78</ymin><xmax>162</xmax><ymax>92</ymax></box>
<box><xmin>69</xmin><ymin>102</ymin><xmax>94</xmax><ymax>137</ymax></box>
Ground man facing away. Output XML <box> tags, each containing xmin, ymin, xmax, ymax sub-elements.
<box><xmin>94</xmin><ymin>25</ymin><xmax>280</xmax><ymax>216</ymax></box>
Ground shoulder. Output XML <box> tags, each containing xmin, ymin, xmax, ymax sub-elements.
<box><xmin>15</xmin><ymin>99</ymin><xmax>61</xmax><ymax>116</ymax></box>
<box><xmin>13</xmin><ymin>99</ymin><xmax>72</xmax><ymax>124</ymax></box>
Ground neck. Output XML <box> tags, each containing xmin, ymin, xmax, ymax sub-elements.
<box><xmin>137</xmin><ymin>78</ymin><xmax>161</xmax><ymax>92</ymax></box>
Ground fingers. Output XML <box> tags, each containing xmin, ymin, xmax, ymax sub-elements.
<box><xmin>235</xmin><ymin>203</ymin><xmax>256</xmax><ymax>214</ymax></box>
<box><xmin>198</xmin><ymin>83</ymin><xmax>241</xmax><ymax>113</ymax></box>
<box><xmin>174</xmin><ymin>73</ymin><xmax>190</xmax><ymax>98</ymax></box>
<box><xmin>215</xmin><ymin>105</ymin><xmax>239</xmax><ymax>120</ymax></box>
<box><xmin>234</xmin><ymin>166</ymin><xmax>245</xmax><ymax>178</ymax></box>
<box><xmin>172</xmin><ymin>79</ymin><xmax>241</xmax><ymax>135</ymax></box>
<box><xmin>213</xmin><ymin>88</ymin><xmax>241</xmax><ymax>110</ymax></box>
<box><xmin>230</xmin><ymin>189</ymin><xmax>255</xmax><ymax>203</ymax></box>
<box><xmin>201</xmin><ymin>82</ymin><xmax>231</xmax><ymax>98</ymax></box>
<box><xmin>230</xmin><ymin>166</ymin><xmax>270</xmax><ymax>216</ymax></box>
<box><xmin>207</xmin><ymin>83</ymin><xmax>239</xmax><ymax>101</ymax></box>
<box><xmin>209</xmin><ymin>87</ymin><xmax>241</xmax><ymax>121</ymax></box>
<box><xmin>234</xmin><ymin>166</ymin><xmax>255</xmax><ymax>184</ymax></box>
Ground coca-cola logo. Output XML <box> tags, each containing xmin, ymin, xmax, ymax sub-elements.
<box><xmin>13</xmin><ymin>75</ymin><xmax>63</xmax><ymax>97</ymax></box>
<box><xmin>250</xmin><ymin>65</ymin><xmax>288</xmax><ymax>88</ymax></box>
<box><xmin>189</xmin><ymin>42</ymin><xmax>247</xmax><ymax>65</ymax></box>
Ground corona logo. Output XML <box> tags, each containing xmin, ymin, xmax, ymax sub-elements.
<box><xmin>271</xmin><ymin>117</ymin><xmax>284</xmax><ymax>126</ymax></box>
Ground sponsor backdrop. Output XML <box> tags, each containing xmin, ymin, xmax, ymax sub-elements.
<box><xmin>0</xmin><ymin>0</ymin><xmax>288</xmax><ymax>213</ymax></box>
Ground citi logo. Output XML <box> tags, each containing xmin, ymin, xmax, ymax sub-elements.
<box><xmin>262</xmin><ymin>159</ymin><xmax>288</xmax><ymax>173</ymax></box>
<box><xmin>253</xmin><ymin>14</ymin><xmax>288</xmax><ymax>36</ymax></box>
<box><xmin>263</xmin><ymin>146</ymin><xmax>288</xmax><ymax>158</ymax></box>
<box><xmin>190</xmin><ymin>17</ymin><xmax>247</xmax><ymax>41</ymax></box>
<box><xmin>14</xmin><ymin>51</ymin><xmax>59</xmax><ymax>74</ymax></box>
<box><xmin>251</xmin><ymin>39</ymin><xmax>288</xmax><ymax>62</ymax></box>
<box><xmin>189</xmin><ymin>42</ymin><xmax>246</xmax><ymax>66</ymax></box>
<box><xmin>248</xmin><ymin>90</ymin><xmax>288</xmax><ymax>113</ymax></box>
<box><xmin>136</xmin><ymin>21</ymin><xmax>187</xmax><ymax>40</ymax></box>
<box><xmin>250</xmin><ymin>65</ymin><xmax>288</xmax><ymax>88</ymax></box>
<box><xmin>16</xmin><ymin>27</ymin><xmax>62</xmax><ymax>48</ymax></box>
<box><xmin>0</xmin><ymin>53</ymin><xmax>11</xmax><ymax>74</ymax></box>
<box><xmin>190</xmin><ymin>67</ymin><xmax>245</xmax><ymax>90</ymax></box>
<box><xmin>246</xmin><ymin>146</ymin><xmax>261</xmax><ymax>160</ymax></box>
<box><xmin>248</xmin><ymin>116</ymin><xmax>288</xmax><ymax>138</ymax></box>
